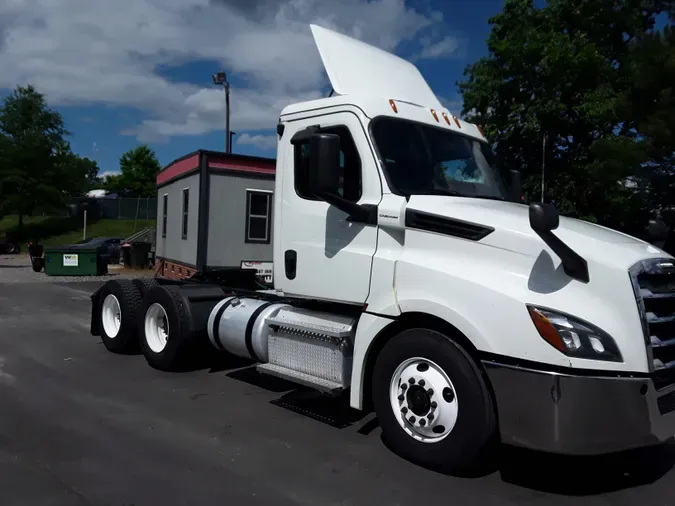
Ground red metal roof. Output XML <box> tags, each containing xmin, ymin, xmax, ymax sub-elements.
<box><xmin>157</xmin><ymin>150</ymin><xmax>276</xmax><ymax>186</ymax></box>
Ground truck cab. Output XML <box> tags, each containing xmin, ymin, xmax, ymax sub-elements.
<box><xmin>91</xmin><ymin>24</ymin><xmax>675</xmax><ymax>475</ymax></box>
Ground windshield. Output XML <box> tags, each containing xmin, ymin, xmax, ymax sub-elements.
<box><xmin>371</xmin><ymin>117</ymin><xmax>508</xmax><ymax>199</ymax></box>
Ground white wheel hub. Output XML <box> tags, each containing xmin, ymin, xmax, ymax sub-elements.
<box><xmin>144</xmin><ymin>303</ymin><xmax>169</xmax><ymax>353</ymax></box>
<box><xmin>101</xmin><ymin>294</ymin><xmax>122</xmax><ymax>338</ymax></box>
<box><xmin>389</xmin><ymin>357</ymin><xmax>459</xmax><ymax>443</ymax></box>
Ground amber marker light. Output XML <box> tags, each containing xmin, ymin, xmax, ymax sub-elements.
<box><xmin>527</xmin><ymin>306</ymin><xmax>567</xmax><ymax>352</ymax></box>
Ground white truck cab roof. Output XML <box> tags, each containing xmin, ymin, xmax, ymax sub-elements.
<box><xmin>279</xmin><ymin>25</ymin><xmax>487</xmax><ymax>144</ymax></box>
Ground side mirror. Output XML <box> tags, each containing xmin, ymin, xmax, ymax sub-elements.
<box><xmin>308</xmin><ymin>133</ymin><xmax>341</xmax><ymax>196</ymax></box>
<box><xmin>510</xmin><ymin>169</ymin><xmax>523</xmax><ymax>203</ymax></box>
<box><xmin>529</xmin><ymin>202</ymin><xmax>559</xmax><ymax>233</ymax></box>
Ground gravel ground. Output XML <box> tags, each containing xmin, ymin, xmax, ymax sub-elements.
<box><xmin>0</xmin><ymin>253</ymin><xmax>156</xmax><ymax>284</ymax></box>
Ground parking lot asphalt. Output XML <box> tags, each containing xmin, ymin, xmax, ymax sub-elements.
<box><xmin>2</xmin><ymin>275</ymin><xmax>675</xmax><ymax>505</ymax></box>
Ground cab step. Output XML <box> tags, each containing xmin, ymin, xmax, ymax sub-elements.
<box><xmin>256</xmin><ymin>363</ymin><xmax>345</xmax><ymax>396</ymax></box>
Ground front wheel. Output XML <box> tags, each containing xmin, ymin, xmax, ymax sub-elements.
<box><xmin>372</xmin><ymin>328</ymin><xmax>496</xmax><ymax>474</ymax></box>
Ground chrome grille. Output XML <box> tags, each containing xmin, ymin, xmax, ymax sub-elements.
<box><xmin>630</xmin><ymin>258</ymin><xmax>675</xmax><ymax>386</ymax></box>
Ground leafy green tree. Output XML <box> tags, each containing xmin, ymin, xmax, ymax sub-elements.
<box><xmin>459</xmin><ymin>0</ymin><xmax>673</xmax><ymax>235</ymax></box>
<box><xmin>104</xmin><ymin>145</ymin><xmax>161</xmax><ymax>197</ymax></box>
<box><xmin>0</xmin><ymin>85</ymin><xmax>94</xmax><ymax>237</ymax></box>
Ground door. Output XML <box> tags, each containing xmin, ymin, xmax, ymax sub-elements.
<box><xmin>277</xmin><ymin>110</ymin><xmax>381</xmax><ymax>304</ymax></box>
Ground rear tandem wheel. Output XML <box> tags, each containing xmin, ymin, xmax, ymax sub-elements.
<box><xmin>97</xmin><ymin>279</ymin><xmax>144</xmax><ymax>354</ymax></box>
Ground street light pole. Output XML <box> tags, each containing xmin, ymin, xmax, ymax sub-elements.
<box><xmin>229</xmin><ymin>131</ymin><xmax>236</xmax><ymax>152</ymax></box>
<box><xmin>212</xmin><ymin>71</ymin><xmax>231</xmax><ymax>153</ymax></box>
<box><xmin>225</xmin><ymin>80</ymin><xmax>231</xmax><ymax>154</ymax></box>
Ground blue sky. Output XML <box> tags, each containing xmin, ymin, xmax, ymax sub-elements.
<box><xmin>0</xmin><ymin>0</ymin><xmax>507</xmax><ymax>177</ymax></box>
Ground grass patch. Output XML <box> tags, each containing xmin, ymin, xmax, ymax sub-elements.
<box><xmin>0</xmin><ymin>215</ymin><xmax>155</xmax><ymax>248</ymax></box>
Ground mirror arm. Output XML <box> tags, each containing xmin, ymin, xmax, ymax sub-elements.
<box><xmin>534</xmin><ymin>229</ymin><xmax>590</xmax><ymax>283</ymax></box>
<box><xmin>316</xmin><ymin>191</ymin><xmax>377</xmax><ymax>225</ymax></box>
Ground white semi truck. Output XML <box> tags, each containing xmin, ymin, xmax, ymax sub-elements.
<box><xmin>90</xmin><ymin>24</ymin><xmax>675</xmax><ymax>473</ymax></box>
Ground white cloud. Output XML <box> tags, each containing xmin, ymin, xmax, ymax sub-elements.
<box><xmin>0</xmin><ymin>0</ymin><xmax>458</xmax><ymax>142</ymax></box>
<box><xmin>418</xmin><ymin>35</ymin><xmax>460</xmax><ymax>60</ymax></box>
<box><xmin>97</xmin><ymin>171</ymin><xmax>120</xmax><ymax>180</ymax></box>
<box><xmin>236</xmin><ymin>133</ymin><xmax>278</xmax><ymax>151</ymax></box>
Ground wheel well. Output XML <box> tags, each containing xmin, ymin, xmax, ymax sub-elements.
<box><xmin>360</xmin><ymin>312</ymin><xmax>483</xmax><ymax>411</ymax></box>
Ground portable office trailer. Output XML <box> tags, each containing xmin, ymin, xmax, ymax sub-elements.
<box><xmin>155</xmin><ymin>150</ymin><xmax>276</xmax><ymax>280</ymax></box>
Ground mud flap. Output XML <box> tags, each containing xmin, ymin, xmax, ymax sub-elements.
<box><xmin>90</xmin><ymin>286</ymin><xmax>104</xmax><ymax>336</ymax></box>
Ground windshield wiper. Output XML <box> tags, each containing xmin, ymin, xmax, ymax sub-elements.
<box><xmin>415</xmin><ymin>189</ymin><xmax>461</xmax><ymax>197</ymax></box>
<box><xmin>470</xmin><ymin>195</ymin><xmax>505</xmax><ymax>201</ymax></box>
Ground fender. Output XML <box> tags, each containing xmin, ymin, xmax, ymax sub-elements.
<box><xmin>349</xmin><ymin>299</ymin><xmax>489</xmax><ymax>411</ymax></box>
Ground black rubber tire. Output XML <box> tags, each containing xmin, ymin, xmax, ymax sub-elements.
<box><xmin>372</xmin><ymin>328</ymin><xmax>496</xmax><ymax>474</ymax></box>
<box><xmin>138</xmin><ymin>285</ymin><xmax>195</xmax><ymax>371</ymax></box>
<box><xmin>132</xmin><ymin>277</ymin><xmax>159</xmax><ymax>298</ymax></box>
<box><xmin>98</xmin><ymin>279</ymin><xmax>143</xmax><ymax>354</ymax></box>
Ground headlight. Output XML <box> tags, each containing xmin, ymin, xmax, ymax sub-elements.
<box><xmin>527</xmin><ymin>305</ymin><xmax>623</xmax><ymax>362</ymax></box>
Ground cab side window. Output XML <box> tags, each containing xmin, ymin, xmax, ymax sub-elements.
<box><xmin>294</xmin><ymin>125</ymin><xmax>362</xmax><ymax>202</ymax></box>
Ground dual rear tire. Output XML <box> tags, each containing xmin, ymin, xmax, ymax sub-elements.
<box><xmin>98</xmin><ymin>279</ymin><xmax>194</xmax><ymax>370</ymax></box>
<box><xmin>138</xmin><ymin>285</ymin><xmax>196</xmax><ymax>371</ymax></box>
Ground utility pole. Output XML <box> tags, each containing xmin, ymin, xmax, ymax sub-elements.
<box><xmin>212</xmin><ymin>71</ymin><xmax>231</xmax><ymax>153</ymax></box>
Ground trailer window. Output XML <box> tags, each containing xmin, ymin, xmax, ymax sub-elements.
<box><xmin>162</xmin><ymin>194</ymin><xmax>168</xmax><ymax>238</ymax></box>
<box><xmin>245</xmin><ymin>190</ymin><xmax>272</xmax><ymax>244</ymax></box>
<box><xmin>294</xmin><ymin>125</ymin><xmax>362</xmax><ymax>202</ymax></box>
<box><xmin>181</xmin><ymin>188</ymin><xmax>189</xmax><ymax>240</ymax></box>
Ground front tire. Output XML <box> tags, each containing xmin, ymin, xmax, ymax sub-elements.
<box><xmin>139</xmin><ymin>285</ymin><xmax>195</xmax><ymax>371</ymax></box>
<box><xmin>372</xmin><ymin>328</ymin><xmax>496</xmax><ymax>474</ymax></box>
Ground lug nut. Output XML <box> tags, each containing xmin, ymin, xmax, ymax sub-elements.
<box><xmin>431</xmin><ymin>401</ymin><xmax>437</xmax><ymax>409</ymax></box>
<box><xmin>401</xmin><ymin>383</ymin><xmax>407</xmax><ymax>391</ymax></box>
<box><xmin>428</xmin><ymin>413</ymin><xmax>434</xmax><ymax>421</ymax></box>
<box><xmin>409</xmin><ymin>416</ymin><xmax>416</xmax><ymax>423</ymax></box>
<box><xmin>409</xmin><ymin>378</ymin><xmax>415</xmax><ymax>384</ymax></box>
<box><xmin>401</xmin><ymin>407</ymin><xmax>408</xmax><ymax>414</ymax></box>
<box><xmin>419</xmin><ymin>379</ymin><xmax>425</xmax><ymax>387</ymax></box>
<box><xmin>427</xmin><ymin>388</ymin><xmax>434</xmax><ymax>396</ymax></box>
<box><xmin>398</xmin><ymin>394</ymin><xmax>404</xmax><ymax>401</ymax></box>
<box><xmin>419</xmin><ymin>419</ymin><xmax>426</xmax><ymax>426</ymax></box>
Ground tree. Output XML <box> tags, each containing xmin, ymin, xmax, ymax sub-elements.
<box><xmin>0</xmin><ymin>85</ymin><xmax>94</xmax><ymax>237</ymax></box>
<box><xmin>104</xmin><ymin>145</ymin><xmax>161</xmax><ymax>197</ymax></box>
<box><xmin>459</xmin><ymin>0</ymin><xmax>673</xmax><ymax>234</ymax></box>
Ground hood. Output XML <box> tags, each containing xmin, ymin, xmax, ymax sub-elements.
<box><xmin>310</xmin><ymin>24</ymin><xmax>442</xmax><ymax>109</ymax></box>
<box><xmin>406</xmin><ymin>196</ymin><xmax>667</xmax><ymax>269</ymax></box>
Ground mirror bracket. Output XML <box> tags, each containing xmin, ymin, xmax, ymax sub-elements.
<box><xmin>529</xmin><ymin>203</ymin><xmax>589</xmax><ymax>283</ymax></box>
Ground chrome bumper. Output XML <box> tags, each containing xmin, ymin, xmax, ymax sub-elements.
<box><xmin>483</xmin><ymin>360</ymin><xmax>675</xmax><ymax>455</ymax></box>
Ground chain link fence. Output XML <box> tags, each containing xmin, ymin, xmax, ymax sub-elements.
<box><xmin>28</xmin><ymin>197</ymin><xmax>158</xmax><ymax>220</ymax></box>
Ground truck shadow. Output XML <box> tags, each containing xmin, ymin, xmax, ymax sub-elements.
<box><xmin>381</xmin><ymin>431</ymin><xmax>675</xmax><ymax>494</ymax></box>
<box><xmin>195</xmin><ymin>356</ymin><xmax>675</xmax><ymax>495</ymax></box>
<box><xmin>494</xmin><ymin>441</ymin><xmax>675</xmax><ymax>495</ymax></box>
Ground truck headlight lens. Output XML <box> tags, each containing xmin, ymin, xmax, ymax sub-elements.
<box><xmin>527</xmin><ymin>306</ymin><xmax>623</xmax><ymax>362</ymax></box>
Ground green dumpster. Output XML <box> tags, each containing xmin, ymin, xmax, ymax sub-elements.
<box><xmin>44</xmin><ymin>247</ymin><xmax>107</xmax><ymax>276</ymax></box>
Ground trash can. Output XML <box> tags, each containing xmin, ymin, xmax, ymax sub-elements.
<box><xmin>44</xmin><ymin>247</ymin><xmax>106</xmax><ymax>276</ymax></box>
<box><xmin>121</xmin><ymin>243</ymin><xmax>132</xmax><ymax>267</ymax></box>
<box><xmin>130</xmin><ymin>241</ymin><xmax>152</xmax><ymax>269</ymax></box>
